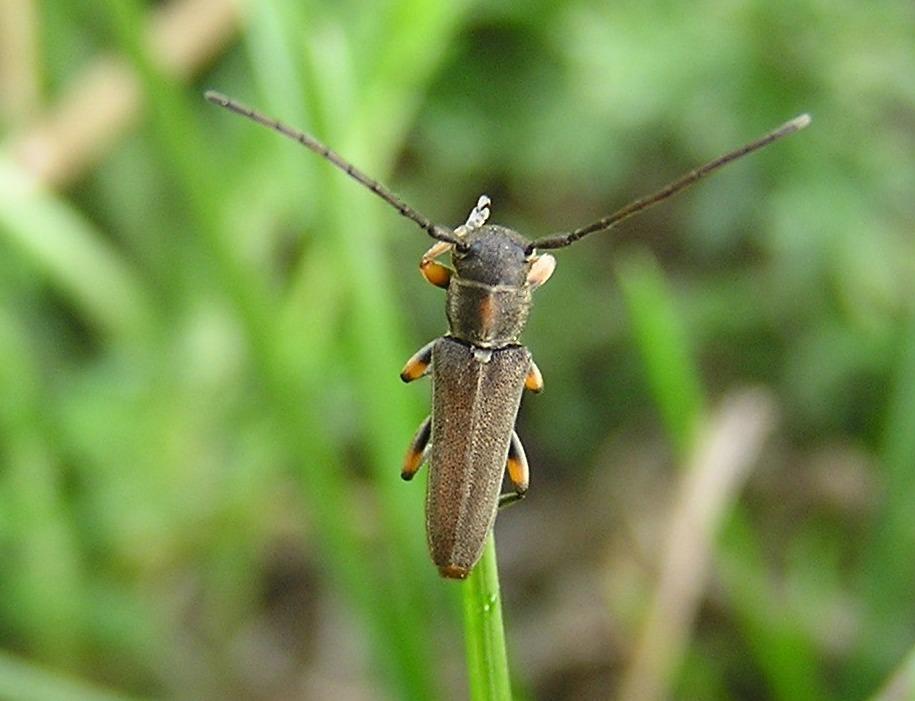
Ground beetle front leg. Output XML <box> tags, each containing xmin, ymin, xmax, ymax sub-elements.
<box><xmin>526</xmin><ymin>253</ymin><xmax>556</xmax><ymax>290</ymax></box>
<box><xmin>402</xmin><ymin>415</ymin><xmax>431</xmax><ymax>481</ymax></box>
<box><xmin>400</xmin><ymin>340</ymin><xmax>435</xmax><ymax>382</ymax></box>
<box><xmin>498</xmin><ymin>430</ymin><xmax>529</xmax><ymax>509</ymax></box>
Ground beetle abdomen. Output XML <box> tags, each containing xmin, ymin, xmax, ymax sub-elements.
<box><xmin>427</xmin><ymin>337</ymin><xmax>531</xmax><ymax>578</ymax></box>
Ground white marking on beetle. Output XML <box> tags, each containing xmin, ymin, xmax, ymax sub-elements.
<box><xmin>454</xmin><ymin>194</ymin><xmax>492</xmax><ymax>237</ymax></box>
<box><xmin>473</xmin><ymin>347</ymin><xmax>493</xmax><ymax>363</ymax></box>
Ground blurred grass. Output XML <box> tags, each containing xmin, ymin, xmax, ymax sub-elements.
<box><xmin>0</xmin><ymin>160</ymin><xmax>152</xmax><ymax>338</ymax></box>
<box><xmin>617</xmin><ymin>251</ymin><xmax>827</xmax><ymax>701</ymax></box>
<box><xmin>616</xmin><ymin>251</ymin><xmax>706</xmax><ymax>458</ymax></box>
<box><xmin>1</xmin><ymin>0</ymin><xmax>914</xmax><ymax>699</ymax></box>
<box><xmin>0</xmin><ymin>651</ymin><xmax>145</xmax><ymax>701</ymax></box>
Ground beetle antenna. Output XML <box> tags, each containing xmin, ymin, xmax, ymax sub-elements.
<box><xmin>205</xmin><ymin>91</ymin><xmax>462</xmax><ymax>247</ymax></box>
<box><xmin>527</xmin><ymin>113</ymin><xmax>811</xmax><ymax>252</ymax></box>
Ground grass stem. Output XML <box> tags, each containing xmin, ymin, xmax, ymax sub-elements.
<box><xmin>463</xmin><ymin>533</ymin><xmax>513</xmax><ymax>701</ymax></box>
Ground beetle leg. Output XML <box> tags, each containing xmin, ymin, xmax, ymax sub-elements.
<box><xmin>400</xmin><ymin>340</ymin><xmax>435</xmax><ymax>382</ymax></box>
<box><xmin>498</xmin><ymin>430</ymin><xmax>529</xmax><ymax>509</ymax></box>
<box><xmin>402</xmin><ymin>415</ymin><xmax>432</xmax><ymax>481</ymax></box>
<box><xmin>525</xmin><ymin>360</ymin><xmax>544</xmax><ymax>393</ymax></box>
<box><xmin>420</xmin><ymin>240</ymin><xmax>453</xmax><ymax>289</ymax></box>
<box><xmin>526</xmin><ymin>253</ymin><xmax>556</xmax><ymax>290</ymax></box>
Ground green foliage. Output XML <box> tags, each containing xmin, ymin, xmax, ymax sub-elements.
<box><xmin>1</xmin><ymin>0</ymin><xmax>914</xmax><ymax>699</ymax></box>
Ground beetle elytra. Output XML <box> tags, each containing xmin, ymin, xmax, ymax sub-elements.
<box><xmin>206</xmin><ymin>91</ymin><xmax>809</xmax><ymax>578</ymax></box>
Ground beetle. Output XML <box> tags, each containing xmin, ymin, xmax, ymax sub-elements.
<box><xmin>206</xmin><ymin>91</ymin><xmax>809</xmax><ymax>578</ymax></box>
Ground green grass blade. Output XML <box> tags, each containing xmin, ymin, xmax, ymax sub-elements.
<box><xmin>0</xmin><ymin>309</ymin><xmax>84</xmax><ymax>664</ymax></box>
<box><xmin>718</xmin><ymin>511</ymin><xmax>828</xmax><ymax>701</ymax></box>
<box><xmin>616</xmin><ymin>249</ymin><xmax>705</xmax><ymax>457</ymax></box>
<box><xmin>0</xmin><ymin>157</ymin><xmax>152</xmax><ymax>339</ymax></box>
<box><xmin>0</xmin><ymin>651</ymin><xmax>145</xmax><ymax>701</ymax></box>
<box><xmin>243</xmin><ymin>4</ymin><xmax>454</xmax><ymax>697</ymax></box>
<box><xmin>100</xmin><ymin>3</ymin><xmax>439</xmax><ymax>697</ymax></box>
<box><xmin>867</xmin><ymin>643</ymin><xmax>915</xmax><ymax>701</ymax></box>
<box><xmin>871</xmin><ymin>313</ymin><xmax>915</xmax><ymax>598</ymax></box>
<box><xmin>617</xmin><ymin>248</ymin><xmax>827</xmax><ymax>700</ymax></box>
<box><xmin>856</xmin><ymin>312</ymin><xmax>915</xmax><ymax>684</ymax></box>
<box><xmin>463</xmin><ymin>534</ymin><xmax>513</xmax><ymax>701</ymax></box>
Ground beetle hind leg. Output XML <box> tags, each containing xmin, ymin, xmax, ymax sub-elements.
<box><xmin>402</xmin><ymin>415</ymin><xmax>431</xmax><ymax>481</ymax></box>
<box><xmin>498</xmin><ymin>430</ymin><xmax>530</xmax><ymax>509</ymax></box>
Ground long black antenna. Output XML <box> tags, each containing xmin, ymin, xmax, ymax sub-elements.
<box><xmin>527</xmin><ymin>113</ymin><xmax>811</xmax><ymax>252</ymax></box>
<box><xmin>204</xmin><ymin>91</ymin><xmax>462</xmax><ymax>247</ymax></box>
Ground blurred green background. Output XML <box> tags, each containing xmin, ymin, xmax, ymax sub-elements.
<box><xmin>1</xmin><ymin>1</ymin><xmax>914</xmax><ymax>699</ymax></box>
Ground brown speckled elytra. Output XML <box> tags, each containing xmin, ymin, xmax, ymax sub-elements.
<box><xmin>206</xmin><ymin>91</ymin><xmax>810</xmax><ymax>579</ymax></box>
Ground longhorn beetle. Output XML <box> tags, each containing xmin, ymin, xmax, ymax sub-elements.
<box><xmin>206</xmin><ymin>91</ymin><xmax>810</xmax><ymax>579</ymax></box>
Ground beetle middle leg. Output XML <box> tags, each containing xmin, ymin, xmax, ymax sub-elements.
<box><xmin>400</xmin><ymin>340</ymin><xmax>435</xmax><ymax>382</ymax></box>
<box><xmin>525</xmin><ymin>360</ymin><xmax>544</xmax><ymax>393</ymax></box>
<box><xmin>498</xmin><ymin>430</ymin><xmax>530</xmax><ymax>509</ymax></box>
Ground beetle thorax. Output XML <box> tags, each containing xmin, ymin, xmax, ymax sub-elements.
<box><xmin>445</xmin><ymin>225</ymin><xmax>533</xmax><ymax>348</ymax></box>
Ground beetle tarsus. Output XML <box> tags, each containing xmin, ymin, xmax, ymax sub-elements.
<box><xmin>498</xmin><ymin>490</ymin><xmax>527</xmax><ymax>510</ymax></box>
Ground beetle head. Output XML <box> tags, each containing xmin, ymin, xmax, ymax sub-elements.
<box><xmin>451</xmin><ymin>225</ymin><xmax>533</xmax><ymax>287</ymax></box>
